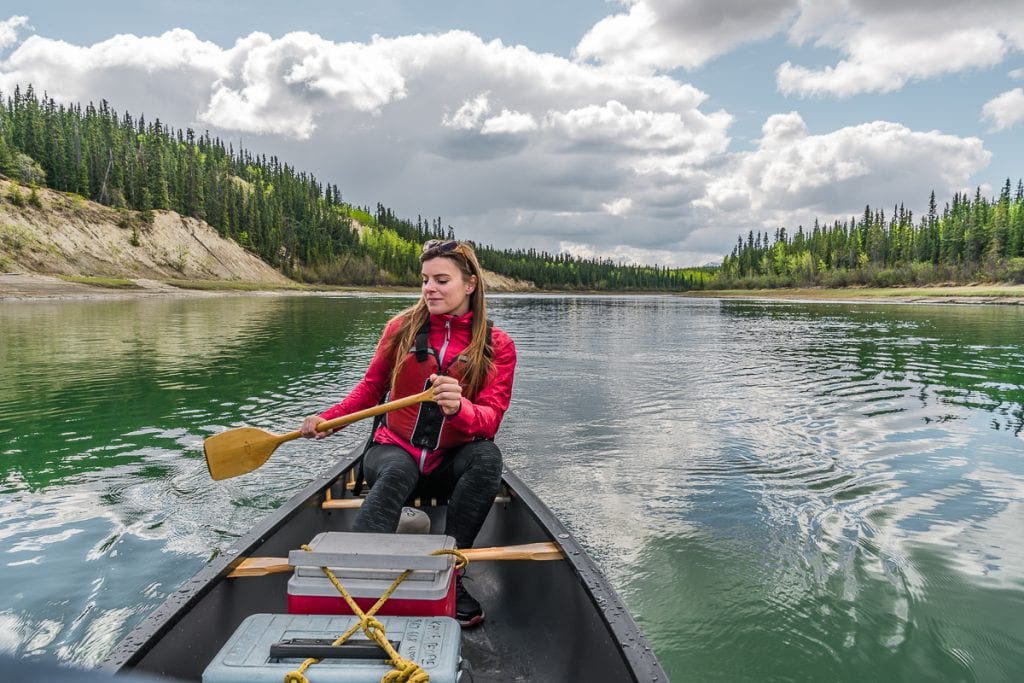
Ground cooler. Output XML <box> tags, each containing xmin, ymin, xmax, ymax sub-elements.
<box><xmin>287</xmin><ymin>532</ymin><xmax>457</xmax><ymax>617</ymax></box>
<box><xmin>202</xmin><ymin>613</ymin><xmax>462</xmax><ymax>683</ymax></box>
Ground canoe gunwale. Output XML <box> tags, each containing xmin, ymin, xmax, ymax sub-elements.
<box><xmin>498</xmin><ymin>467</ymin><xmax>666</xmax><ymax>681</ymax></box>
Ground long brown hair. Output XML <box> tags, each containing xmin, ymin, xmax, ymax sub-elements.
<box><xmin>385</xmin><ymin>241</ymin><xmax>493</xmax><ymax>399</ymax></box>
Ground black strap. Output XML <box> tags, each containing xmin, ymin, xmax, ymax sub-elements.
<box><xmin>352</xmin><ymin>444</ymin><xmax>368</xmax><ymax>497</ymax></box>
<box><xmin>352</xmin><ymin>394</ymin><xmax>388</xmax><ymax>497</ymax></box>
<box><xmin>414</xmin><ymin>319</ymin><xmax>431</xmax><ymax>362</ymax></box>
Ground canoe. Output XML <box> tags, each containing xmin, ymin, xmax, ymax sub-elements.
<box><xmin>100</xmin><ymin>446</ymin><xmax>668</xmax><ymax>682</ymax></box>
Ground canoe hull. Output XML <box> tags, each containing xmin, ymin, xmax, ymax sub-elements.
<box><xmin>102</xmin><ymin>450</ymin><xmax>666</xmax><ymax>682</ymax></box>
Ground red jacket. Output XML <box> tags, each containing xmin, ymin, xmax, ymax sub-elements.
<box><xmin>320</xmin><ymin>310</ymin><xmax>516</xmax><ymax>473</ymax></box>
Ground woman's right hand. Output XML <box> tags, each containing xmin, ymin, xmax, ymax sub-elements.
<box><xmin>301</xmin><ymin>415</ymin><xmax>330</xmax><ymax>439</ymax></box>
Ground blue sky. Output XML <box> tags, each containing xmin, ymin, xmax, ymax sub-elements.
<box><xmin>2</xmin><ymin>1</ymin><xmax>1023</xmax><ymax>266</ymax></box>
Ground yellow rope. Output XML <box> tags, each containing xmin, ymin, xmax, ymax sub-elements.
<box><xmin>283</xmin><ymin>544</ymin><xmax>469</xmax><ymax>683</ymax></box>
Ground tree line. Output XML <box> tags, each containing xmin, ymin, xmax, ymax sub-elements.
<box><xmin>11</xmin><ymin>85</ymin><xmax>1017</xmax><ymax>292</ymax></box>
<box><xmin>475</xmin><ymin>246</ymin><xmax>712</xmax><ymax>290</ymax></box>
<box><xmin>718</xmin><ymin>183</ymin><xmax>1024</xmax><ymax>288</ymax></box>
<box><xmin>0</xmin><ymin>85</ymin><xmax>711</xmax><ymax>290</ymax></box>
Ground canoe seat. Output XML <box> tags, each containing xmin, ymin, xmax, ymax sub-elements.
<box><xmin>322</xmin><ymin>480</ymin><xmax>512</xmax><ymax>510</ymax></box>
<box><xmin>321</xmin><ymin>494</ymin><xmax>512</xmax><ymax>510</ymax></box>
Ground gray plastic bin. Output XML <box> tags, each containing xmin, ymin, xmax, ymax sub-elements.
<box><xmin>202</xmin><ymin>613</ymin><xmax>461</xmax><ymax>683</ymax></box>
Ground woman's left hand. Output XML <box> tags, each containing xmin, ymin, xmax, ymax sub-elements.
<box><xmin>430</xmin><ymin>374</ymin><xmax>463</xmax><ymax>416</ymax></box>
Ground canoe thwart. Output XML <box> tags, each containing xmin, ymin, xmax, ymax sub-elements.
<box><xmin>227</xmin><ymin>541</ymin><xmax>564</xmax><ymax>578</ymax></box>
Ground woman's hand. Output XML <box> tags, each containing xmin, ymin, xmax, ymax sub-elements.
<box><xmin>430</xmin><ymin>374</ymin><xmax>464</xmax><ymax>416</ymax></box>
<box><xmin>300</xmin><ymin>415</ymin><xmax>333</xmax><ymax>439</ymax></box>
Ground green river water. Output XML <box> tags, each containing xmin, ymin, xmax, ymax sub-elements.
<box><xmin>1</xmin><ymin>294</ymin><xmax>1022</xmax><ymax>681</ymax></box>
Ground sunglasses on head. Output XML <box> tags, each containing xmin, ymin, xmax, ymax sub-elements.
<box><xmin>422</xmin><ymin>239</ymin><xmax>464</xmax><ymax>258</ymax></box>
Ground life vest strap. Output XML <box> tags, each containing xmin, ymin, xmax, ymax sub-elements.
<box><xmin>413</xmin><ymin>317</ymin><xmax>494</xmax><ymax>367</ymax></box>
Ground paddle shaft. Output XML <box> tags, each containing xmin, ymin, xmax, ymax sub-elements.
<box><xmin>227</xmin><ymin>541</ymin><xmax>564</xmax><ymax>578</ymax></box>
<box><xmin>287</xmin><ymin>388</ymin><xmax>435</xmax><ymax>444</ymax></box>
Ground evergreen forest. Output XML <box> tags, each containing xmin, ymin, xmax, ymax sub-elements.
<box><xmin>718</xmin><ymin>187</ymin><xmax>1024</xmax><ymax>288</ymax></box>
<box><xmin>2</xmin><ymin>85</ymin><xmax>1022</xmax><ymax>291</ymax></box>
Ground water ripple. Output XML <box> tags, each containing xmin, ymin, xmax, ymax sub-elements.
<box><xmin>3</xmin><ymin>295</ymin><xmax>1024</xmax><ymax>680</ymax></box>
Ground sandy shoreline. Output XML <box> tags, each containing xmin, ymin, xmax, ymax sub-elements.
<box><xmin>0</xmin><ymin>272</ymin><xmax>422</xmax><ymax>301</ymax></box>
<box><xmin>4</xmin><ymin>271</ymin><xmax>1024</xmax><ymax>305</ymax></box>
<box><xmin>0</xmin><ymin>272</ymin><xmax>290</xmax><ymax>301</ymax></box>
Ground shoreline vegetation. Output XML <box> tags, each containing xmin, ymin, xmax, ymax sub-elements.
<box><xmin>3</xmin><ymin>271</ymin><xmax>1023</xmax><ymax>305</ymax></box>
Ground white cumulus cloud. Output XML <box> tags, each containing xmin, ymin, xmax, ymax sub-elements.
<box><xmin>0</xmin><ymin>27</ymin><xmax>228</xmax><ymax>128</ymax></box>
<box><xmin>780</xmin><ymin>0</ymin><xmax>1024</xmax><ymax>97</ymax></box>
<box><xmin>199</xmin><ymin>32</ymin><xmax>409</xmax><ymax>138</ymax></box>
<box><xmin>559</xmin><ymin>240</ymin><xmax>679</xmax><ymax>267</ymax></box>
<box><xmin>575</xmin><ymin>0</ymin><xmax>798</xmax><ymax>72</ymax></box>
<box><xmin>0</xmin><ymin>15</ymin><xmax>28</xmax><ymax>50</ymax></box>
<box><xmin>481</xmin><ymin>109</ymin><xmax>538</xmax><ymax>135</ymax></box>
<box><xmin>572</xmin><ymin>1</ymin><xmax>1024</xmax><ymax>101</ymax></box>
<box><xmin>698</xmin><ymin>112</ymin><xmax>991</xmax><ymax>223</ymax></box>
<box><xmin>443</xmin><ymin>93</ymin><xmax>491</xmax><ymax>130</ymax></box>
<box><xmin>981</xmin><ymin>88</ymin><xmax>1024</xmax><ymax>131</ymax></box>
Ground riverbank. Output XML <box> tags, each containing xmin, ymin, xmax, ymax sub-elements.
<box><xmin>682</xmin><ymin>284</ymin><xmax>1024</xmax><ymax>305</ymax></box>
<box><xmin>4</xmin><ymin>271</ymin><xmax>1024</xmax><ymax>304</ymax></box>
<box><xmin>0</xmin><ymin>272</ymin><xmax>408</xmax><ymax>301</ymax></box>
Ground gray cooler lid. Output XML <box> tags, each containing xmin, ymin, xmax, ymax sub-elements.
<box><xmin>288</xmin><ymin>532</ymin><xmax>458</xmax><ymax>572</ymax></box>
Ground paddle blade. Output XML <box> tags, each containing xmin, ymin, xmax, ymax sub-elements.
<box><xmin>204</xmin><ymin>427</ymin><xmax>282</xmax><ymax>481</ymax></box>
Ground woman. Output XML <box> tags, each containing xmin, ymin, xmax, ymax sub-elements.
<box><xmin>300</xmin><ymin>239</ymin><xmax>516</xmax><ymax>627</ymax></box>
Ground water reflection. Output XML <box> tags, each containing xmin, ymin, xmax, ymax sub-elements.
<box><xmin>0</xmin><ymin>294</ymin><xmax>411</xmax><ymax>668</ymax></box>
<box><xmin>0</xmin><ymin>296</ymin><xmax>410</xmax><ymax>491</ymax></box>
<box><xmin>1</xmin><ymin>294</ymin><xmax>1022</xmax><ymax>680</ymax></box>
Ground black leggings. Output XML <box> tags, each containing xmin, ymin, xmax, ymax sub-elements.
<box><xmin>353</xmin><ymin>440</ymin><xmax>503</xmax><ymax>549</ymax></box>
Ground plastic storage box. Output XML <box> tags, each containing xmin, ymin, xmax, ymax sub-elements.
<box><xmin>202</xmin><ymin>613</ymin><xmax>462</xmax><ymax>683</ymax></box>
<box><xmin>287</xmin><ymin>532</ymin><xmax>457</xmax><ymax>617</ymax></box>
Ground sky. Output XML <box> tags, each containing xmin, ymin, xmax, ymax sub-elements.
<box><xmin>1</xmin><ymin>1</ymin><xmax>1023</xmax><ymax>267</ymax></box>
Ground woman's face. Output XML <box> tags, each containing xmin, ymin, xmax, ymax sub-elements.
<box><xmin>422</xmin><ymin>256</ymin><xmax>476</xmax><ymax>316</ymax></box>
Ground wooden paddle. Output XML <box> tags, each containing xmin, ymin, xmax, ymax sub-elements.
<box><xmin>203</xmin><ymin>389</ymin><xmax>435</xmax><ymax>481</ymax></box>
<box><xmin>227</xmin><ymin>541</ymin><xmax>564</xmax><ymax>577</ymax></box>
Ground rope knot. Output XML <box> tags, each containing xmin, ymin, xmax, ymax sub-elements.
<box><xmin>361</xmin><ymin>615</ymin><xmax>386</xmax><ymax>638</ymax></box>
<box><xmin>283</xmin><ymin>670</ymin><xmax>311</xmax><ymax>683</ymax></box>
<box><xmin>382</xmin><ymin>657</ymin><xmax>429</xmax><ymax>683</ymax></box>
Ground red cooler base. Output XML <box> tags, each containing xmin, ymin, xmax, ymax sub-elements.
<box><xmin>287</xmin><ymin>574</ymin><xmax>456</xmax><ymax>618</ymax></box>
